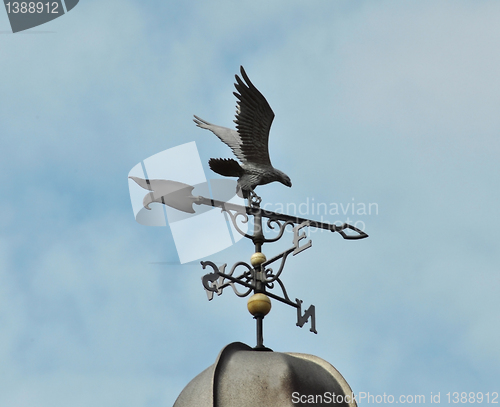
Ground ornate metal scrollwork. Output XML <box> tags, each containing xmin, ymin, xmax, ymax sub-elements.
<box><xmin>262</xmin><ymin>218</ymin><xmax>295</xmax><ymax>243</ymax></box>
<box><xmin>201</xmin><ymin>260</ymin><xmax>254</xmax><ymax>300</ymax></box>
<box><xmin>221</xmin><ymin>208</ymin><xmax>253</xmax><ymax>240</ymax></box>
<box><xmin>263</xmin><ymin>247</ymin><xmax>294</xmax><ymax>285</ymax></box>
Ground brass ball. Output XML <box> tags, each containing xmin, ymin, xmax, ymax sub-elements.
<box><xmin>247</xmin><ymin>293</ymin><xmax>272</xmax><ymax>316</ymax></box>
<box><xmin>250</xmin><ymin>252</ymin><xmax>266</xmax><ymax>267</ymax></box>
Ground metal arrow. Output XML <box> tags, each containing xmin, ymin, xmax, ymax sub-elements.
<box><xmin>129</xmin><ymin>177</ymin><xmax>368</xmax><ymax>240</ymax></box>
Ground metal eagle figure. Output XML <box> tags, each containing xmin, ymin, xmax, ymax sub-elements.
<box><xmin>194</xmin><ymin>66</ymin><xmax>292</xmax><ymax>204</ymax></box>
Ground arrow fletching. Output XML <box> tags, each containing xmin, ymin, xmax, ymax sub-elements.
<box><xmin>129</xmin><ymin>177</ymin><xmax>197</xmax><ymax>214</ymax></box>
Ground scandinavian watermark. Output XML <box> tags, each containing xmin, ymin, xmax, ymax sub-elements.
<box><xmin>262</xmin><ymin>197</ymin><xmax>378</xmax><ymax>234</ymax></box>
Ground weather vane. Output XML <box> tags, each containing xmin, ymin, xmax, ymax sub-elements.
<box><xmin>130</xmin><ymin>66</ymin><xmax>368</xmax><ymax>350</ymax></box>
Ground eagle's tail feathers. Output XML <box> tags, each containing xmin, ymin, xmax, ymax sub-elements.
<box><xmin>209</xmin><ymin>158</ymin><xmax>244</xmax><ymax>178</ymax></box>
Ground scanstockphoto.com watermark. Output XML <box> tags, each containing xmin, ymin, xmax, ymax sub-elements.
<box><xmin>262</xmin><ymin>197</ymin><xmax>378</xmax><ymax>233</ymax></box>
<box><xmin>291</xmin><ymin>391</ymin><xmax>499</xmax><ymax>404</ymax></box>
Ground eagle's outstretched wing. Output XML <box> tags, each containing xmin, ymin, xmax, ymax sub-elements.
<box><xmin>233</xmin><ymin>66</ymin><xmax>274</xmax><ymax>166</ymax></box>
<box><xmin>193</xmin><ymin>116</ymin><xmax>245</xmax><ymax>163</ymax></box>
<box><xmin>193</xmin><ymin>66</ymin><xmax>275</xmax><ymax>167</ymax></box>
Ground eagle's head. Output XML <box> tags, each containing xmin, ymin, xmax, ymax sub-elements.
<box><xmin>276</xmin><ymin>170</ymin><xmax>292</xmax><ymax>188</ymax></box>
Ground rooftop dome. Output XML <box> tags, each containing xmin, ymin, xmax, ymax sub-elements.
<box><xmin>173</xmin><ymin>342</ymin><xmax>357</xmax><ymax>406</ymax></box>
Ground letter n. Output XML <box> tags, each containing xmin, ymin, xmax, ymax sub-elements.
<box><xmin>296</xmin><ymin>299</ymin><xmax>317</xmax><ymax>334</ymax></box>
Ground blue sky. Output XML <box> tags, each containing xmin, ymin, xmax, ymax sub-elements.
<box><xmin>1</xmin><ymin>0</ymin><xmax>499</xmax><ymax>405</ymax></box>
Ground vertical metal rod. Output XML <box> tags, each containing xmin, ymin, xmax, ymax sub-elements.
<box><xmin>253</xmin><ymin>203</ymin><xmax>264</xmax><ymax>293</ymax></box>
<box><xmin>256</xmin><ymin>315</ymin><xmax>264</xmax><ymax>349</ymax></box>
<box><xmin>252</xmin><ymin>200</ymin><xmax>265</xmax><ymax>349</ymax></box>
<box><xmin>253</xmin><ymin>204</ymin><xmax>264</xmax><ymax>253</ymax></box>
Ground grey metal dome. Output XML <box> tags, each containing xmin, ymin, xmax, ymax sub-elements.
<box><xmin>173</xmin><ymin>342</ymin><xmax>357</xmax><ymax>406</ymax></box>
